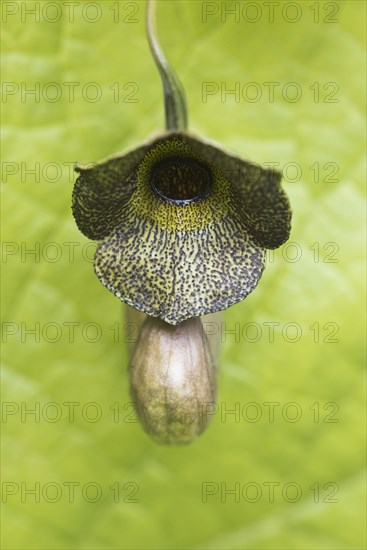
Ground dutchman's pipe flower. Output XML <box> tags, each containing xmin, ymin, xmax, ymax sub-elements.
<box><xmin>71</xmin><ymin>0</ymin><xmax>292</xmax><ymax>444</ymax></box>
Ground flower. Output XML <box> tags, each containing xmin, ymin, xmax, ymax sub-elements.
<box><xmin>72</xmin><ymin>131</ymin><xmax>291</xmax><ymax>325</ymax></box>
<box><xmin>71</xmin><ymin>0</ymin><xmax>293</xmax><ymax>445</ymax></box>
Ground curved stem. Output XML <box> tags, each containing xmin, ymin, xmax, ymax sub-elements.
<box><xmin>146</xmin><ymin>0</ymin><xmax>188</xmax><ymax>132</ymax></box>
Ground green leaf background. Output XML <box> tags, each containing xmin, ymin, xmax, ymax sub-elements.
<box><xmin>1</xmin><ymin>0</ymin><xmax>366</xmax><ymax>548</ymax></box>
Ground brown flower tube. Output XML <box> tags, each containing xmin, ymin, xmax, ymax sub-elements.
<box><xmin>129</xmin><ymin>315</ymin><xmax>217</xmax><ymax>445</ymax></box>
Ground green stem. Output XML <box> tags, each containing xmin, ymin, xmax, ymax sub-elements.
<box><xmin>146</xmin><ymin>0</ymin><xmax>188</xmax><ymax>132</ymax></box>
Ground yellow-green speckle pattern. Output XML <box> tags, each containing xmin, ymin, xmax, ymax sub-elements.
<box><xmin>72</xmin><ymin>132</ymin><xmax>291</xmax><ymax>324</ymax></box>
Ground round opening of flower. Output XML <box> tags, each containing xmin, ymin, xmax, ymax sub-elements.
<box><xmin>150</xmin><ymin>156</ymin><xmax>212</xmax><ymax>204</ymax></box>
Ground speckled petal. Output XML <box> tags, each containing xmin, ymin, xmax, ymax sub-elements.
<box><xmin>72</xmin><ymin>143</ymin><xmax>150</xmax><ymax>239</ymax></box>
<box><xmin>182</xmin><ymin>133</ymin><xmax>292</xmax><ymax>249</ymax></box>
<box><xmin>93</xmin><ymin>134</ymin><xmax>266</xmax><ymax>324</ymax></box>
<box><xmin>73</xmin><ymin>132</ymin><xmax>291</xmax><ymax>324</ymax></box>
<box><xmin>95</xmin><ymin>215</ymin><xmax>265</xmax><ymax>325</ymax></box>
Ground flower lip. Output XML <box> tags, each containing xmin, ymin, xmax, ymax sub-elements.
<box><xmin>149</xmin><ymin>155</ymin><xmax>212</xmax><ymax>205</ymax></box>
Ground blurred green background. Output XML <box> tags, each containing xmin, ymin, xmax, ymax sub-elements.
<box><xmin>1</xmin><ymin>0</ymin><xmax>366</xmax><ymax>548</ymax></box>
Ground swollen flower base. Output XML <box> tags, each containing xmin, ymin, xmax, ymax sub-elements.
<box><xmin>130</xmin><ymin>316</ymin><xmax>216</xmax><ymax>445</ymax></box>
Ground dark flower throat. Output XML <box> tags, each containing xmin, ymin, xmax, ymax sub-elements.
<box><xmin>150</xmin><ymin>156</ymin><xmax>212</xmax><ymax>204</ymax></box>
